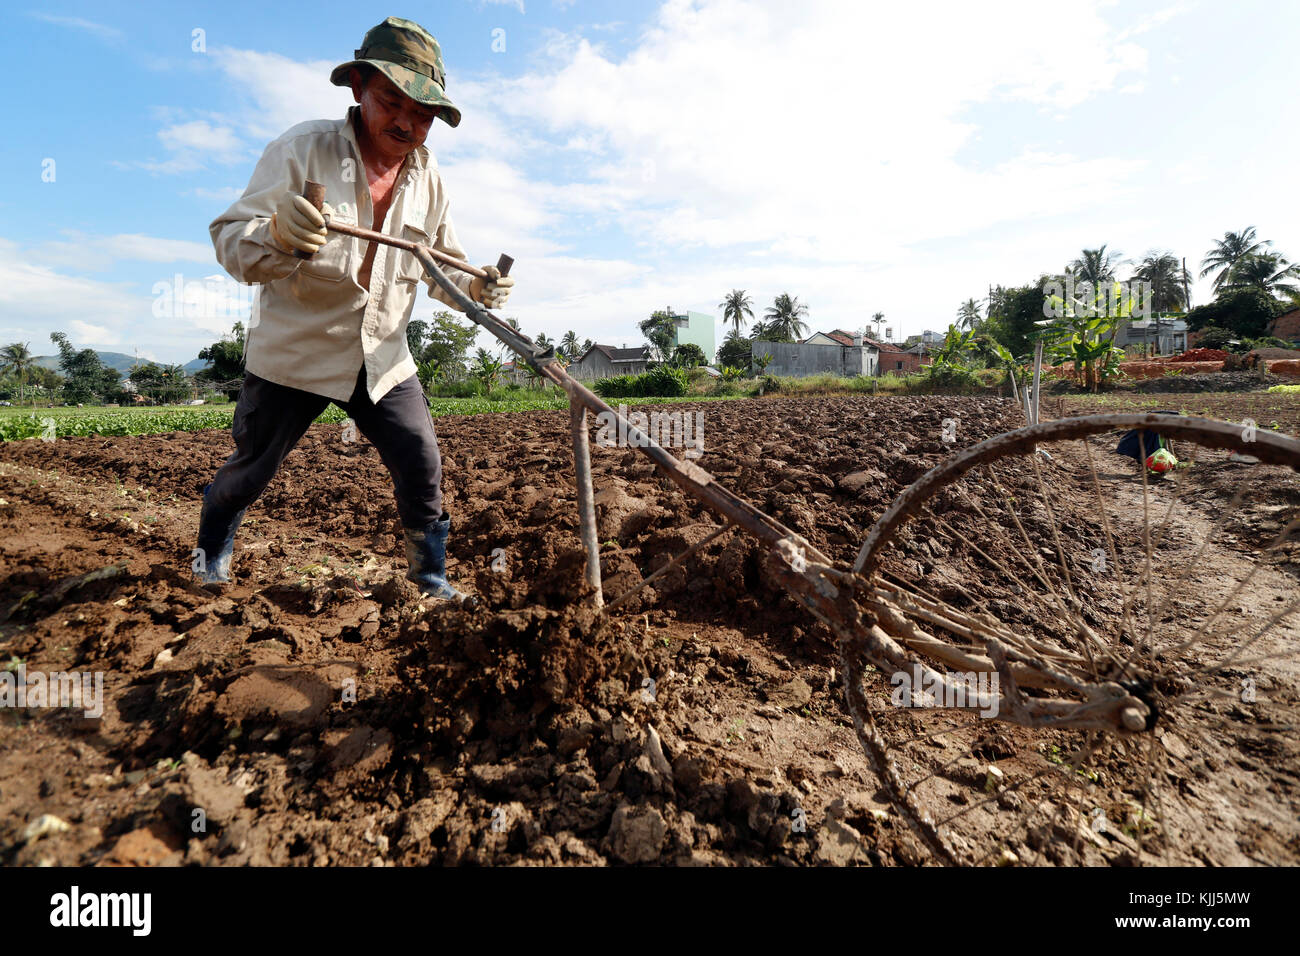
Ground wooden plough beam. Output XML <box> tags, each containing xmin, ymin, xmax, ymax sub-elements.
<box><xmin>412</xmin><ymin>246</ymin><xmax>828</xmax><ymax>594</ymax></box>
<box><xmin>334</xmin><ymin>235</ymin><xmax>1161</xmax><ymax>740</ymax></box>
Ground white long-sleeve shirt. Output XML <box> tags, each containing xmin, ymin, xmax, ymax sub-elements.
<box><xmin>210</xmin><ymin>106</ymin><xmax>476</xmax><ymax>403</ymax></box>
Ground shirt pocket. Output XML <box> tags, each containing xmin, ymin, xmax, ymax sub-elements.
<box><xmin>297</xmin><ymin>233</ymin><xmax>352</xmax><ymax>282</ymax></box>
<box><xmin>396</xmin><ymin>217</ymin><xmax>432</xmax><ymax>285</ymax></box>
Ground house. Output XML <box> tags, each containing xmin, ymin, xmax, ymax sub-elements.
<box><xmin>802</xmin><ymin>329</ymin><xmax>859</xmax><ymax>347</ymax></box>
<box><xmin>1113</xmin><ymin>316</ymin><xmax>1188</xmax><ymax>355</ymax></box>
<box><xmin>801</xmin><ymin>329</ymin><xmax>911</xmax><ymax>375</ymax></box>
<box><xmin>902</xmin><ymin>330</ymin><xmax>939</xmax><ymax>348</ymax></box>
<box><xmin>1270</xmin><ymin>307</ymin><xmax>1300</xmax><ymax>345</ymax></box>
<box><xmin>860</xmin><ymin>336</ymin><xmax>919</xmax><ymax>375</ymax></box>
<box><xmin>758</xmin><ymin>330</ymin><xmax>877</xmax><ymax>377</ymax></box>
<box><xmin>499</xmin><ymin>360</ymin><xmax>532</xmax><ymax>385</ymax></box>
<box><xmin>664</xmin><ymin>309</ymin><xmax>716</xmax><ymax>362</ymax></box>
<box><xmin>894</xmin><ymin>343</ymin><xmax>932</xmax><ymax>374</ymax></box>
<box><xmin>569</xmin><ymin>344</ymin><xmax>652</xmax><ymax>381</ymax></box>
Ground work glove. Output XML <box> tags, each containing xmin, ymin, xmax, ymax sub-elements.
<box><xmin>270</xmin><ymin>191</ymin><xmax>333</xmax><ymax>255</ymax></box>
<box><xmin>469</xmin><ymin>265</ymin><xmax>515</xmax><ymax>310</ymax></box>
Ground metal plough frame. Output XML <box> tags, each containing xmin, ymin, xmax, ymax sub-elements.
<box><xmin>416</xmin><ymin>250</ymin><xmax>1300</xmax><ymax>863</ymax></box>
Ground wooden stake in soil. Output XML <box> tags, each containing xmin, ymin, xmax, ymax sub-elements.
<box><xmin>1030</xmin><ymin>341</ymin><xmax>1044</xmax><ymax>425</ymax></box>
<box><xmin>570</xmin><ymin>401</ymin><xmax>604</xmax><ymax>607</ymax></box>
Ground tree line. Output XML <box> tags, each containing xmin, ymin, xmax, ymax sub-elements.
<box><xmin>940</xmin><ymin>227</ymin><xmax>1299</xmax><ymax>390</ymax></box>
<box><xmin>0</xmin><ymin>328</ymin><xmax>252</xmax><ymax>407</ymax></box>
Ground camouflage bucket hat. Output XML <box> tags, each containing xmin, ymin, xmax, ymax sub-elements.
<box><xmin>329</xmin><ymin>16</ymin><xmax>461</xmax><ymax>128</ymax></box>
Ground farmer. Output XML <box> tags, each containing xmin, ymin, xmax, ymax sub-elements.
<box><xmin>199</xmin><ymin>16</ymin><xmax>512</xmax><ymax>601</ymax></box>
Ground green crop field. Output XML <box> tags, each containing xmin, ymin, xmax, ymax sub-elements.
<box><xmin>0</xmin><ymin>393</ymin><xmax>742</xmax><ymax>441</ymax></box>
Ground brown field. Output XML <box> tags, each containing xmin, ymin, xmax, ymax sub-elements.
<box><xmin>1</xmin><ymin>391</ymin><xmax>1296</xmax><ymax>865</ymax></box>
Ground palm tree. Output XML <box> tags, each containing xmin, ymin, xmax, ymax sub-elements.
<box><xmin>1132</xmin><ymin>252</ymin><xmax>1191</xmax><ymax>313</ymax></box>
<box><xmin>161</xmin><ymin>364</ymin><xmax>188</xmax><ymax>402</ymax></box>
<box><xmin>719</xmin><ymin>289</ymin><xmax>754</xmax><ymax>334</ymax></box>
<box><xmin>1069</xmin><ymin>245</ymin><xmax>1123</xmax><ymax>290</ymax></box>
<box><xmin>534</xmin><ymin>332</ymin><xmax>553</xmax><ymax>351</ymax></box>
<box><xmin>1225</xmin><ymin>252</ymin><xmax>1300</xmax><ymax>300</ymax></box>
<box><xmin>2</xmin><ymin>342</ymin><xmax>33</xmax><ymax>406</ymax></box>
<box><xmin>1200</xmin><ymin>227</ymin><xmax>1270</xmax><ymax>291</ymax></box>
<box><xmin>987</xmin><ymin>285</ymin><xmax>1010</xmax><ymax>318</ymax></box>
<box><xmin>870</xmin><ymin>311</ymin><xmax>885</xmax><ymax>340</ymax></box>
<box><xmin>560</xmin><ymin>330</ymin><xmax>579</xmax><ymax>359</ymax></box>
<box><xmin>763</xmin><ymin>293</ymin><xmax>809</xmax><ymax>342</ymax></box>
<box><xmin>957</xmin><ymin>299</ymin><xmax>982</xmax><ymax>330</ymax></box>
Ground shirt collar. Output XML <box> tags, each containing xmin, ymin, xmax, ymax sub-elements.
<box><xmin>343</xmin><ymin>106</ymin><xmax>429</xmax><ymax>171</ymax></box>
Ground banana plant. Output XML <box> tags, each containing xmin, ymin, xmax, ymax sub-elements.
<box><xmin>1039</xmin><ymin>280</ymin><xmax>1134</xmax><ymax>391</ymax></box>
<box><xmin>927</xmin><ymin>325</ymin><xmax>977</xmax><ymax>376</ymax></box>
<box><xmin>471</xmin><ymin>348</ymin><xmax>504</xmax><ymax>393</ymax></box>
<box><xmin>982</xmin><ymin>338</ymin><xmax>1029</xmax><ymax>386</ymax></box>
<box><xmin>416</xmin><ymin>360</ymin><xmax>444</xmax><ymax>392</ymax></box>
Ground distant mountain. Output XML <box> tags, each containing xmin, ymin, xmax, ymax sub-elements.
<box><xmin>32</xmin><ymin>352</ymin><xmax>208</xmax><ymax>378</ymax></box>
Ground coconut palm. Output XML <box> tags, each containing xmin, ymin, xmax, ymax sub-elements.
<box><xmin>956</xmin><ymin>299</ymin><xmax>982</xmax><ymax>330</ymax></box>
<box><xmin>1069</xmin><ymin>245</ymin><xmax>1124</xmax><ymax>290</ymax></box>
<box><xmin>719</xmin><ymin>289</ymin><xmax>754</xmax><ymax>335</ymax></box>
<box><xmin>1225</xmin><ymin>252</ymin><xmax>1300</xmax><ymax>300</ymax></box>
<box><xmin>1</xmin><ymin>342</ymin><xmax>33</xmax><ymax>406</ymax></box>
<box><xmin>763</xmin><ymin>293</ymin><xmax>809</xmax><ymax>342</ymax></box>
<box><xmin>870</xmin><ymin>311</ymin><xmax>885</xmax><ymax>340</ymax></box>
<box><xmin>560</xmin><ymin>330</ymin><xmax>580</xmax><ymax>359</ymax></box>
<box><xmin>1132</xmin><ymin>252</ymin><xmax>1191</xmax><ymax>312</ymax></box>
<box><xmin>534</xmin><ymin>332</ymin><xmax>553</xmax><ymax>351</ymax></box>
<box><xmin>987</xmin><ymin>285</ymin><xmax>1010</xmax><ymax>318</ymax></box>
<box><xmin>1200</xmin><ymin>227</ymin><xmax>1270</xmax><ymax>292</ymax></box>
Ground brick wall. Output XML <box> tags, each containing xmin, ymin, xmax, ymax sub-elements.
<box><xmin>1270</xmin><ymin>308</ymin><xmax>1300</xmax><ymax>344</ymax></box>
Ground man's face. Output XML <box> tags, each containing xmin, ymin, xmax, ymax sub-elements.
<box><xmin>350</xmin><ymin>68</ymin><xmax>441</xmax><ymax>164</ymax></box>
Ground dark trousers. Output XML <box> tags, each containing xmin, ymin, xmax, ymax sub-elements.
<box><xmin>204</xmin><ymin>368</ymin><xmax>444</xmax><ymax>529</ymax></box>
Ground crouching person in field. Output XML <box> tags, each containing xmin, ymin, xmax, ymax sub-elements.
<box><xmin>197</xmin><ymin>16</ymin><xmax>513</xmax><ymax>601</ymax></box>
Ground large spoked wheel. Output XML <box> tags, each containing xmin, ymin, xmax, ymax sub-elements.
<box><xmin>843</xmin><ymin>413</ymin><xmax>1300</xmax><ymax>866</ymax></box>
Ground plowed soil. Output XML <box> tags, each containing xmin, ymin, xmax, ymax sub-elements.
<box><xmin>0</xmin><ymin>394</ymin><xmax>1295</xmax><ymax>866</ymax></box>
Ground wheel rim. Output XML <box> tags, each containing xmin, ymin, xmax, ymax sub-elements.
<box><xmin>843</xmin><ymin>412</ymin><xmax>1300</xmax><ymax>865</ymax></box>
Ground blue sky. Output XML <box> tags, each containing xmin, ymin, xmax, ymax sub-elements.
<box><xmin>3</xmin><ymin>0</ymin><xmax>1298</xmax><ymax>364</ymax></box>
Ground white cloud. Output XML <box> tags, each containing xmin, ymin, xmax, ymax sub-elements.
<box><xmin>28</xmin><ymin>13</ymin><xmax>122</xmax><ymax>41</ymax></box>
<box><xmin>210</xmin><ymin>49</ymin><xmax>353</xmax><ymax>141</ymax></box>
<box><xmin>158</xmin><ymin>121</ymin><xmax>244</xmax><ymax>161</ymax></box>
<box><xmin>490</xmin><ymin>0</ymin><xmax>1153</xmax><ymax>266</ymax></box>
<box><xmin>109</xmin><ymin>0</ymin><xmax>1211</xmax><ymax>355</ymax></box>
<box><xmin>0</xmin><ymin>239</ymin><xmax>240</xmax><ymax>359</ymax></box>
<box><xmin>118</xmin><ymin>119</ymin><xmax>250</xmax><ymax>174</ymax></box>
<box><xmin>0</xmin><ymin>239</ymin><xmax>141</xmax><ymax>338</ymax></box>
<box><xmin>1118</xmin><ymin>3</ymin><xmax>1193</xmax><ymax>40</ymax></box>
<box><xmin>30</xmin><ymin>232</ymin><xmax>216</xmax><ymax>273</ymax></box>
<box><xmin>192</xmin><ymin>186</ymin><xmax>245</xmax><ymax>202</ymax></box>
<box><xmin>69</xmin><ymin>320</ymin><xmax>116</xmax><ymax>346</ymax></box>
